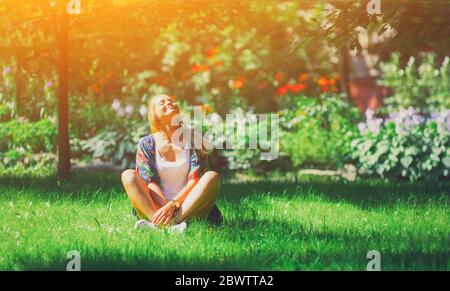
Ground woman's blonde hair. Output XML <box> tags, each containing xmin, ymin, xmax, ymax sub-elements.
<box><xmin>147</xmin><ymin>94</ymin><xmax>209</xmax><ymax>158</ymax></box>
<box><xmin>147</xmin><ymin>94</ymin><xmax>174</xmax><ymax>133</ymax></box>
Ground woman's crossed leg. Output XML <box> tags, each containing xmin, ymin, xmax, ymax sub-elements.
<box><xmin>121</xmin><ymin>169</ymin><xmax>220</xmax><ymax>224</ymax></box>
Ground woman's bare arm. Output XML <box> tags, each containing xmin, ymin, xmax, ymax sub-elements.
<box><xmin>151</xmin><ymin>179</ymin><xmax>198</xmax><ymax>226</ymax></box>
<box><xmin>147</xmin><ymin>182</ymin><xmax>168</xmax><ymax>209</ymax></box>
<box><xmin>172</xmin><ymin>179</ymin><xmax>198</xmax><ymax>205</ymax></box>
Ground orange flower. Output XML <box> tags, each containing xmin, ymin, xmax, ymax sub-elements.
<box><xmin>317</xmin><ymin>77</ymin><xmax>328</xmax><ymax>86</ymax></box>
<box><xmin>192</xmin><ymin>64</ymin><xmax>209</xmax><ymax>73</ymax></box>
<box><xmin>99</xmin><ymin>79</ymin><xmax>106</xmax><ymax>85</ymax></box>
<box><xmin>232</xmin><ymin>77</ymin><xmax>246</xmax><ymax>89</ymax></box>
<box><xmin>171</xmin><ymin>95</ymin><xmax>177</xmax><ymax>100</ymax></box>
<box><xmin>277</xmin><ymin>84</ymin><xmax>289</xmax><ymax>96</ymax></box>
<box><xmin>90</xmin><ymin>84</ymin><xmax>100</xmax><ymax>93</ymax></box>
<box><xmin>298</xmin><ymin>73</ymin><xmax>308</xmax><ymax>82</ymax></box>
<box><xmin>207</xmin><ymin>48</ymin><xmax>219</xmax><ymax>58</ymax></box>
<box><xmin>192</xmin><ymin>64</ymin><xmax>202</xmax><ymax>72</ymax></box>
<box><xmin>291</xmin><ymin>83</ymin><xmax>306</xmax><ymax>93</ymax></box>
<box><xmin>320</xmin><ymin>85</ymin><xmax>328</xmax><ymax>92</ymax></box>
<box><xmin>214</xmin><ymin>61</ymin><xmax>224</xmax><ymax>68</ymax></box>
<box><xmin>280</xmin><ymin>83</ymin><xmax>307</xmax><ymax>94</ymax></box>
<box><xmin>233</xmin><ymin>80</ymin><xmax>244</xmax><ymax>89</ymax></box>
<box><xmin>327</xmin><ymin>78</ymin><xmax>336</xmax><ymax>86</ymax></box>
<box><xmin>202</xmin><ymin>104</ymin><xmax>213</xmax><ymax>114</ymax></box>
<box><xmin>274</xmin><ymin>71</ymin><xmax>284</xmax><ymax>82</ymax></box>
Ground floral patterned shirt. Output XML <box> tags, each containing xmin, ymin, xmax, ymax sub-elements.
<box><xmin>135</xmin><ymin>134</ymin><xmax>204</xmax><ymax>187</ymax></box>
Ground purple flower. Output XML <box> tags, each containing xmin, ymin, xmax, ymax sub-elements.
<box><xmin>388</xmin><ymin>107</ymin><xmax>424</xmax><ymax>135</ymax></box>
<box><xmin>362</xmin><ymin>109</ymin><xmax>382</xmax><ymax>135</ymax></box>
<box><xmin>139</xmin><ymin>105</ymin><xmax>148</xmax><ymax>117</ymax></box>
<box><xmin>429</xmin><ymin>109</ymin><xmax>450</xmax><ymax>135</ymax></box>
<box><xmin>3</xmin><ymin>67</ymin><xmax>11</xmax><ymax>75</ymax></box>
<box><xmin>44</xmin><ymin>81</ymin><xmax>53</xmax><ymax>89</ymax></box>
<box><xmin>430</xmin><ymin>112</ymin><xmax>439</xmax><ymax>120</ymax></box>
<box><xmin>125</xmin><ymin>104</ymin><xmax>134</xmax><ymax>116</ymax></box>
<box><xmin>365</xmin><ymin>108</ymin><xmax>375</xmax><ymax>119</ymax></box>
<box><xmin>358</xmin><ymin>122</ymin><xmax>367</xmax><ymax>134</ymax></box>
<box><xmin>367</xmin><ymin>117</ymin><xmax>382</xmax><ymax>135</ymax></box>
<box><xmin>117</xmin><ymin>108</ymin><xmax>126</xmax><ymax>117</ymax></box>
<box><xmin>112</xmin><ymin>99</ymin><xmax>121</xmax><ymax>112</ymax></box>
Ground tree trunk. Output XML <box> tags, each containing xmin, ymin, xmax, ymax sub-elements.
<box><xmin>57</xmin><ymin>13</ymin><xmax>71</xmax><ymax>179</ymax></box>
<box><xmin>15</xmin><ymin>48</ymin><xmax>24</xmax><ymax>116</ymax></box>
<box><xmin>339</xmin><ymin>47</ymin><xmax>351</xmax><ymax>96</ymax></box>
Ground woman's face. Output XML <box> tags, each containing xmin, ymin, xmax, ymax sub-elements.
<box><xmin>152</xmin><ymin>95</ymin><xmax>180</xmax><ymax>123</ymax></box>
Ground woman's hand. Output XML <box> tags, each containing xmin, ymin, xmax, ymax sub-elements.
<box><xmin>151</xmin><ymin>201</ymin><xmax>177</xmax><ymax>227</ymax></box>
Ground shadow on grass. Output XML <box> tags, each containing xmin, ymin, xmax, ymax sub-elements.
<box><xmin>221</xmin><ymin>178</ymin><xmax>449</xmax><ymax>209</ymax></box>
<box><xmin>0</xmin><ymin>169</ymin><xmax>449</xmax><ymax>208</ymax></box>
<box><xmin>8</xmin><ymin>217</ymin><xmax>449</xmax><ymax>271</ymax></box>
<box><xmin>10</xmin><ymin>251</ymin><xmax>448</xmax><ymax>271</ymax></box>
<box><xmin>0</xmin><ymin>169</ymin><xmax>123</xmax><ymax>200</ymax></box>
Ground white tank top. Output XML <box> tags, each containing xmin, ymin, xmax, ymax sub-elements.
<box><xmin>154</xmin><ymin>140</ymin><xmax>190</xmax><ymax>200</ymax></box>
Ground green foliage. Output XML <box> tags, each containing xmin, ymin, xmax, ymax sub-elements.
<box><xmin>69</xmin><ymin>99</ymin><xmax>119</xmax><ymax>140</ymax></box>
<box><xmin>0</xmin><ymin>103</ymin><xmax>13</xmax><ymax>122</ymax></box>
<box><xmin>0</xmin><ymin>67</ymin><xmax>15</xmax><ymax>121</ymax></box>
<box><xmin>144</xmin><ymin>5</ymin><xmax>333</xmax><ymax>114</ymax></box>
<box><xmin>380</xmin><ymin>53</ymin><xmax>450</xmax><ymax>113</ymax></box>
<box><xmin>351</xmin><ymin>109</ymin><xmax>450</xmax><ymax>181</ymax></box>
<box><xmin>0</xmin><ymin>159</ymin><xmax>56</xmax><ymax>177</ymax></box>
<box><xmin>193</xmin><ymin>94</ymin><xmax>361</xmax><ymax>172</ymax></box>
<box><xmin>0</xmin><ymin>117</ymin><xmax>57</xmax><ymax>153</ymax></box>
<box><xmin>280</xmin><ymin>94</ymin><xmax>360</xmax><ymax>169</ymax></box>
<box><xmin>0</xmin><ymin>117</ymin><xmax>58</xmax><ymax>166</ymax></box>
<box><xmin>80</xmin><ymin>121</ymin><xmax>149</xmax><ymax>169</ymax></box>
<box><xmin>219</xmin><ymin>109</ymin><xmax>275</xmax><ymax>171</ymax></box>
<box><xmin>75</xmin><ymin>92</ymin><xmax>362</xmax><ymax>173</ymax></box>
<box><xmin>322</xmin><ymin>1</ymin><xmax>450</xmax><ymax>54</ymax></box>
<box><xmin>1</xmin><ymin>1</ymin><xmax>336</xmax><ymax>119</ymax></box>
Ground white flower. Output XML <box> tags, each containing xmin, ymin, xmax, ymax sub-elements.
<box><xmin>117</xmin><ymin>108</ymin><xmax>126</xmax><ymax>117</ymax></box>
<box><xmin>365</xmin><ymin>108</ymin><xmax>375</xmax><ymax>119</ymax></box>
<box><xmin>208</xmin><ymin>113</ymin><xmax>222</xmax><ymax>124</ymax></box>
<box><xmin>139</xmin><ymin>105</ymin><xmax>148</xmax><ymax>117</ymax></box>
<box><xmin>112</xmin><ymin>99</ymin><xmax>121</xmax><ymax>111</ymax></box>
<box><xmin>125</xmin><ymin>104</ymin><xmax>134</xmax><ymax>116</ymax></box>
<box><xmin>367</xmin><ymin>118</ymin><xmax>382</xmax><ymax>135</ymax></box>
<box><xmin>358</xmin><ymin>122</ymin><xmax>367</xmax><ymax>134</ymax></box>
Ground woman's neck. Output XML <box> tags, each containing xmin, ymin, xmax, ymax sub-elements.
<box><xmin>160</xmin><ymin>123</ymin><xmax>179</xmax><ymax>142</ymax></box>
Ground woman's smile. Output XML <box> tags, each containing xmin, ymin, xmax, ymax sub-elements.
<box><xmin>164</xmin><ymin>105</ymin><xmax>175</xmax><ymax>113</ymax></box>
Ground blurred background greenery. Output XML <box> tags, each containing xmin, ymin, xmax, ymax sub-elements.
<box><xmin>0</xmin><ymin>0</ymin><xmax>449</xmax><ymax>181</ymax></box>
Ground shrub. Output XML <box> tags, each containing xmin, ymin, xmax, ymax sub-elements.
<box><xmin>0</xmin><ymin>117</ymin><xmax>57</xmax><ymax>153</ymax></box>
<box><xmin>279</xmin><ymin>94</ymin><xmax>360</xmax><ymax>169</ymax></box>
<box><xmin>379</xmin><ymin>53</ymin><xmax>450</xmax><ymax>113</ymax></box>
<box><xmin>351</xmin><ymin>108</ymin><xmax>450</xmax><ymax>180</ymax></box>
<box><xmin>0</xmin><ymin>117</ymin><xmax>58</xmax><ymax>167</ymax></box>
<box><xmin>80</xmin><ymin>121</ymin><xmax>149</xmax><ymax>169</ymax></box>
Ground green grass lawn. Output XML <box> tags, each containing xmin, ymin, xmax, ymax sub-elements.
<box><xmin>0</xmin><ymin>170</ymin><xmax>448</xmax><ymax>270</ymax></box>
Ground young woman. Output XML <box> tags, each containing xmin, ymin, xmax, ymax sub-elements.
<box><xmin>121</xmin><ymin>94</ymin><xmax>222</xmax><ymax>229</ymax></box>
